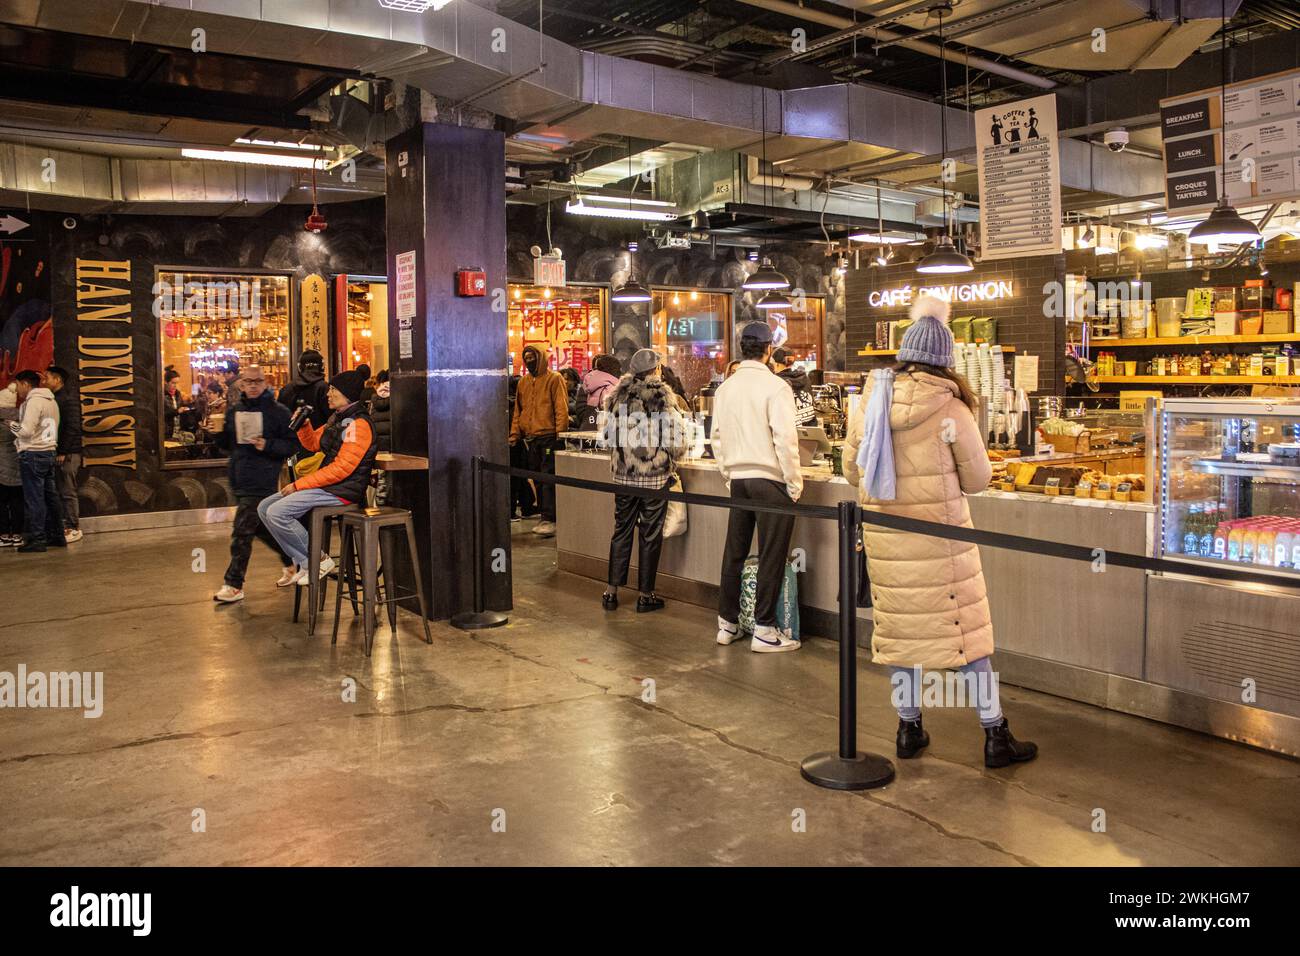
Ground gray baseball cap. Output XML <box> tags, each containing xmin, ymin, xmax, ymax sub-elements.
<box><xmin>629</xmin><ymin>348</ymin><xmax>661</xmax><ymax>373</ymax></box>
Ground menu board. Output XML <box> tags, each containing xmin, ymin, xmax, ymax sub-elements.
<box><xmin>974</xmin><ymin>93</ymin><xmax>1063</xmax><ymax>260</ymax></box>
<box><xmin>1160</xmin><ymin>67</ymin><xmax>1300</xmax><ymax>213</ymax></box>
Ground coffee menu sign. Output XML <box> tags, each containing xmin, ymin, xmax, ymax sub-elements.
<box><xmin>1161</xmin><ymin>67</ymin><xmax>1300</xmax><ymax>213</ymax></box>
<box><xmin>974</xmin><ymin>93</ymin><xmax>1063</xmax><ymax>260</ymax></box>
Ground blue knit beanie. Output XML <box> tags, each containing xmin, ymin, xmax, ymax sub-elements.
<box><xmin>897</xmin><ymin>294</ymin><xmax>954</xmax><ymax>368</ymax></box>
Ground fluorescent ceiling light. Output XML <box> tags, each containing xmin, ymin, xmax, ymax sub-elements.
<box><xmin>182</xmin><ymin>148</ymin><xmax>319</xmax><ymax>169</ymax></box>
<box><xmin>234</xmin><ymin>138</ymin><xmax>322</xmax><ymax>151</ymax></box>
<box><xmin>565</xmin><ymin>195</ymin><xmax>679</xmax><ymax>221</ymax></box>
<box><xmin>848</xmin><ymin>231</ymin><xmax>919</xmax><ymax>244</ymax></box>
<box><xmin>377</xmin><ymin>0</ymin><xmax>454</xmax><ymax>12</ymax></box>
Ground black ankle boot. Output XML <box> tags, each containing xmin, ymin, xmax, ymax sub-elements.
<box><xmin>601</xmin><ymin>591</ymin><xmax>618</xmax><ymax>610</ymax></box>
<box><xmin>635</xmin><ymin>593</ymin><xmax>665</xmax><ymax>613</ymax></box>
<box><xmin>984</xmin><ymin>718</ymin><xmax>1038</xmax><ymax>768</ymax></box>
<box><xmin>896</xmin><ymin>716</ymin><xmax>929</xmax><ymax>759</ymax></box>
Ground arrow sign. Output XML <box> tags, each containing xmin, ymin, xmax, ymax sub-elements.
<box><xmin>0</xmin><ymin>215</ymin><xmax>30</xmax><ymax>235</ymax></box>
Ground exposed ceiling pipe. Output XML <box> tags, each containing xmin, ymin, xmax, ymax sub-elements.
<box><xmin>746</xmin><ymin>154</ymin><xmax>816</xmax><ymax>191</ymax></box>
<box><xmin>732</xmin><ymin>0</ymin><xmax>1058</xmax><ymax>89</ymax></box>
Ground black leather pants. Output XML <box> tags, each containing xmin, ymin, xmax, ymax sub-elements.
<box><xmin>607</xmin><ymin>490</ymin><xmax>669</xmax><ymax>593</ymax></box>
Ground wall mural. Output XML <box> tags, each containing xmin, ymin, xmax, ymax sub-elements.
<box><xmin>47</xmin><ymin>200</ymin><xmax>386</xmax><ymax>519</ymax></box>
<box><xmin>0</xmin><ymin>219</ymin><xmax>54</xmax><ymax>389</ymax></box>
<box><xmin>504</xmin><ymin>205</ymin><xmax>848</xmax><ymax>371</ymax></box>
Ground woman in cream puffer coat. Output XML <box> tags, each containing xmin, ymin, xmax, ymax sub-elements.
<box><xmin>843</xmin><ymin>294</ymin><xmax>1037</xmax><ymax>769</ymax></box>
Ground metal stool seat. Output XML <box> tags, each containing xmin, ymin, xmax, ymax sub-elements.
<box><xmin>292</xmin><ymin>502</ymin><xmax>359</xmax><ymax>635</ymax></box>
<box><xmin>332</xmin><ymin>507</ymin><xmax>432</xmax><ymax>656</ymax></box>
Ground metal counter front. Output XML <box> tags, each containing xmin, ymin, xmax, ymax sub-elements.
<box><xmin>555</xmin><ymin>449</ymin><xmax>1300</xmax><ymax>756</ymax></box>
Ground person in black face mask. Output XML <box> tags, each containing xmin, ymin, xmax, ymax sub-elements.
<box><xmin>277</xmin><ymin>350</ymin><xmax>331</xmax><ymax>429</ymax></box>
<box><xmin>509</xmin><ymin>344</ymin><xmax>569</xmax><ymax>537</ymax></box>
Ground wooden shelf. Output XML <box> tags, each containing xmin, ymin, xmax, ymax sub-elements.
<box><xmin>1089</xmin><ymin>333</ymin><xmax>1299</xmax><ymax>348</ymax></box>
<box><xmin>857</xmin><ymin>345</ymin><xmax>1015</xmax><ymax>357</ymax></box>
<box><xmin>1096</xmin><ymin>375</ymin><xmax>1300</xmax><ymax>385</ymax></box>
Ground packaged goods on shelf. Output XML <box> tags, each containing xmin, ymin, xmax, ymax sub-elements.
<box><xmin>1185</xmin><ymin>287</ymin><xmax>1215</xmax><ymax>318</ymax></box>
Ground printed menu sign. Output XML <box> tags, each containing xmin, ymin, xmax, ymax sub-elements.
<box><xmin>1160</xmin><ymin>67</ymin><xmax>1300</xmax><ymax>214</ymax></box>
<box><xmin>975</xmin><ymin>93</ymin><xmax>1063</xmax><ymax>260</ymax></box>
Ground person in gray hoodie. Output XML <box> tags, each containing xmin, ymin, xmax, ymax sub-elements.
<box><xmin>0</xmin><ymin>382</ymin><xmax>24</xmax><ymax>547</ymax></box>
<box><xmin>9</xmin><ymin>370</ymin><xmax>66</xmax><ymax>552</ymax></box>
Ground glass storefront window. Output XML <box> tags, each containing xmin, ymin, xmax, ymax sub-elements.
<box><xmin>650</xmin><ymin>288</ymin><xmax>731</xmax><ymax>400</ymax></box>
<box><xmin>737</xmin><ymin>294</ymin><xmax>825</xmax><ymax>370</ymax></box>
<box><xmin>157</xmin><ymin>269</ymin><xmax>291</xmax><ymax>465</ymax></box>
<box><xmin>335</xmin><ymin>276</ymin><xmax>389</xmax><ymax>373</ymax></box>
<box><xmin>508</xmin><ymin>283</ymin><xmax>605</xmax><ymax>374</ymax></box>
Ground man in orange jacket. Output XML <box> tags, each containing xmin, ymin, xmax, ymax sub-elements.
<box><xmin>510</xmin><ymin>344</ymin><xmax>569</xmax><ymax>537</ymax></box>
<box><xmin>258</xmin><ymin>369</ymin><xmax>378</xmax><ymax>586</ymax></box>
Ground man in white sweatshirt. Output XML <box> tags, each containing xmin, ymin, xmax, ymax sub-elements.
<box><xmin>710</xmin><ymin>321</ymin><xmax>803</xmax><ymax>652</ymax></box>
<box><xmin>9</xmin><ymin>370</ymin><xmax>66</xmax><ymax>552</ymax></box>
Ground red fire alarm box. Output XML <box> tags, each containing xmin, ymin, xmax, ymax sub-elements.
<box><xmin>456</xmin><ymin>268</ymin><xmax>487</xmax><ymax>297</ymax></box>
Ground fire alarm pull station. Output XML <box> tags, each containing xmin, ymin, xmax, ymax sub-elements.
<box><xmin>456</xmin><ymin>268</ymin><xmax>487</xmax><ymax>297</ymax></box>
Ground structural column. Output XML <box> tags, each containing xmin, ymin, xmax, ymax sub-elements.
<box><xmin>385</xmin><ymin>122</ymin><xmax>511</xmax><ymax>618</ymax></box>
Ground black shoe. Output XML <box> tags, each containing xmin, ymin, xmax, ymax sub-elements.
<box><xmin>601</xmin><ymin>591</ymin><xmax>618</xmax><ymax>610</ymax></box>
<box><xmin>16</xmin><ymin>540</ymin><xmax>46</xmax><ymax>553</ymax></box>
<box><xmin>47</xmin><ymin>538</ymin><xmax>68</xmax><ymax>548</ymax></box>
<box><xmin>896</xmin><ymin>716</ymin><xmax>930</xmax><ymax>759</ymax></box>
<box><xmin>635</xmin><ymin>594</ymin><xmax>665</xmax><ymax>613</ymax></box>
<box><xmin>984</xmin><ymin>717</ymin><xmax>1038</xmax><ymax>768</ymax></box>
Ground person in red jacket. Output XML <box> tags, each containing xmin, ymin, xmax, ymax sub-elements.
<box><xmin>258</xmin><ymin>369</ymin><xmax>378</xmax><ymax>586</ymax></box>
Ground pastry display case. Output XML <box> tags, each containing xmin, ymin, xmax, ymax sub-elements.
<box><xmin>1159</xmin><ymin>398</ymin><xmax>1300</xmax><ymax>575</ymax></box>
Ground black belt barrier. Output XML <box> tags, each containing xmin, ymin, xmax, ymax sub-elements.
<box><xmin>455</xmin><ymin>455</ymin><xmax>1300</xmax><ymax>791</ymax></box>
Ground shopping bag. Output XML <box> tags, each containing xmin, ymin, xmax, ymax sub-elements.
<box><xmin>662</xmin><ymin>475</ymin><xmax>688</xmax><ymax>538</ymax></box>
<box><xmin>738</xmin><ymin>557</ymin><xmax>801</xmax><ymax>640</ymax></box>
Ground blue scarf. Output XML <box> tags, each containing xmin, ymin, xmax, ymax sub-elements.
<box><xmin>855</xmin><ymin>369</ymin><xmax>896</xmax><ymax>501</ymax></box>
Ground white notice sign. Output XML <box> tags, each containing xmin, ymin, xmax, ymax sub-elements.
<box><xmin>1014</xmin><ymin>354</ymin><xmax>1040</xmax><ymax>393</ymax></box>
<box><xmin>396</xmin><ymin>250</ymin><xmax>417</xmax><ymax>321</ymax></box>
<box><xmin>399</xmin><ymin>328</ymin><xmax>413</xmax><ymax>360</ymax></box>
<box><xmin>975</xmin><ymin>94</ymin><xmax>1063</xmax><ymax>261</ymax></box>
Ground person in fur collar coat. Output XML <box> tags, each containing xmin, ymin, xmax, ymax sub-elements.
<box><xmin>599</xmin><ymin>348</ymin><xmax>691</xmax><ymax>613</ymax></box>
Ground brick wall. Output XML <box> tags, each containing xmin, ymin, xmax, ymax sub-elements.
<box><xmin>845</xmin><ymin>254</ymin><xmax>1067</xmax><ymax>392</ymax></box>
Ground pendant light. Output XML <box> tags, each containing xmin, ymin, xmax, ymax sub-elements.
<box><xmin>613</xmin><ymin>138</ymin><xmax>654</xmax><ymax>303</ymax></box>
<box><xmin>1188</xmin><ymin>0</ymin><xmax>1261</xmax><ymax>246</ymax></box>
<box><xmin>916</xmin><ymin>3</ymin><xmax>973</xmax><ymax>275</ymax></box>
<box><xmin>756</xmin><ymin>290</ymin><xmax>791</xmax><ymax>311</ymax></box>
<box><xmin>742</xmin><ymin>111</ymin><xmax>791</xmax><ymax>291</ymax></box>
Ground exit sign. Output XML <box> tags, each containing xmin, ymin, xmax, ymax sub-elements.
<box><xmin>534</xmin><ymin>255</ymin><xmax>566</xmax><ymax>287</ymax></box>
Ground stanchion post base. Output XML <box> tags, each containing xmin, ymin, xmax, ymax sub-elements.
<box><xmin>800</xmin><ymin>751</ymin><xmax>895</xmax><ymax>791</ymax></box>
<box><xmin>449</xmin><ymin>610</ymin><xmax>510</xmax><ymax>631</ymax></box>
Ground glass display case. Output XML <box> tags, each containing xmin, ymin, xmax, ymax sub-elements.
<box><xmin>1159</xmin><ymin>398</ymin><xmax>1300</xmax><ymax>574</ymax></box>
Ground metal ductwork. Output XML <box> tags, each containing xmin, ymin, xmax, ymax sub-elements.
<box><xmin>0</xmin><ymin>143</ymin><xmax>382</xmax><ymax>215</ymax></box>
<box><xmin>0</xmin><ymin>0</ymin><xmax>1164</xmax><ymax>204</ymax></box>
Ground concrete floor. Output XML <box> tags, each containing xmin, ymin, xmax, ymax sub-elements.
<box><xmin>1</xmin><ymin>520</ymin><xmax>1298</xmax><ymax>867</ymax></box>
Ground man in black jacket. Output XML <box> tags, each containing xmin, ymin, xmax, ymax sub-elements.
<box><xmin>770</xmin><ymin>348</ymin><xmax>818</xmax><ymax>426</ymax></box>
<box><xmin>277</xmin><ymin>349</ymin><xmax>331</xmax><ymax>429</ymax></box>
<box><xmin>43</xmin><ymin>366</ymin><xmax>83</xmax><ymax>542</ymax></box>
<box><xmin>213</xmin><ymin>366</ymin><xmax>300</xmax><ymax>603</ymax></box>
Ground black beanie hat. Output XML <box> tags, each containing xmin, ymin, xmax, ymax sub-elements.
<box><xmin>299</xmin><ymin>349</ymin><xmax>324</xmax><ymax>372</ymax></box>
<box><xmin>329</xmin><ymin>369</ymin><xmax>366</xmax><ymax>404</ymax></box>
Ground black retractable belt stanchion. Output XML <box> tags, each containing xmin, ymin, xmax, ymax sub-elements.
<box><xmin>450</xmin><ymin>455</ymin><xmax>509</xmax><ymax>631</ymax></box>
<box><xmin>800</xmin><ymin>500</ymin><xmax>896</xmax><ymax>791</ymax></box>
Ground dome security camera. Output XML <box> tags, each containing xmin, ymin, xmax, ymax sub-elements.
<box><xmin>1104</xmin><ymin>128</ymin><xmax>1129</xmax><ymax>153</ymax></box>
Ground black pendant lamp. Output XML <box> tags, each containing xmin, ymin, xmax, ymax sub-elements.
<box><xmin>917</xmin><ymin>3</ymin><xmax>973</xmax><ymax>275</ymax></box>
<box><xmin>743</xmin><ymin>113</ymin><xmax>791</xmax><ymax>291</ymax></box>
<box><xmin>1188</xmin><ymin>0</ymin><xmax>1261</xmax><ymax>246</ymax></box>
<box><xmin>612</xmin><ymin>139</ymin><xmax>655</xmax><ymax>303</ymax></box>
<box><xmin>756</xmin><ymin>290</ymin><xmax>791</xmax><ymax>311</ymax></box>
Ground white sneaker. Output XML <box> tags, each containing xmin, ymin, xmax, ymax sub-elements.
<box><xmin>0</xmin><ymin>535</ymin><xmax>20</xmax><ymax>548</ymax></box>
<box><xmin>276</xmin><ymin>566</ymin><xmax>298</xmax><ymax>587</ymax></box>
<box><xmin>213</xmin><ymin>585</ymin><xmax>244</xmax><ymax>603</ymax></box>
<box><xmin>63</xmin><ymin>528</ymin><xmax>83</xmax><ymax>543</ymax></box>
<box><xmin>318</xmin><ymin>555</ymin><xmax>336</xmax><ymax>579</ymax></box>
<box><xmin>532</xmin><ymin>520</ymin><xmax>556</xmax><ymax>537</ymax></box>
<box><xmin>717</xmin><ymin>617</ymin><xmax>741</xmax><ymax>645</ymax></box>
<box><xmin>751</xmin><ymin>625</ymin><xmax>800</xmax><ymax>653</ymax></box>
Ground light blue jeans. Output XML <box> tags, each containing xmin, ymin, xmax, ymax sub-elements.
<box><xmin>889</xmin><ymin>657</ymin><xmax>1004</xmax><ymax>728</ymax></box>
<box><xmin>257</xmin><ymin>488</ymin><xmax>345</xmax><ymax>569</ymax></box>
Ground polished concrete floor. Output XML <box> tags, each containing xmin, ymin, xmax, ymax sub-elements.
<box><xmin>1</xmin><ymin>519</ymin><xmax>1298</xmax><ymax>867</ymax></box>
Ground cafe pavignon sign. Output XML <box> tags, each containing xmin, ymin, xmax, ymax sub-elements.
<box><xmin>868</xmin><ymin>279</ymin><xmax>1015</xmax><ymax>309</ymax></box>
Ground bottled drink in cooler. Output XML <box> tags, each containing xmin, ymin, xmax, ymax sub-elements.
<box><xmin>1182</xmin><ymin>503</ymin><xmax>1201</xmax><ymax>555</ymax></box>
<box><xmin>1199</xmin><ymin>502</ymin><xmax>1216</xmax><ymax>557</ymax></box>
<box><xmin>1257</xmin><ymin>528</ymin><xmax>1275</xmax><ymax>566</ymax></box>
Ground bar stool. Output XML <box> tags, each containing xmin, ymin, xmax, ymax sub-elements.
<box><xmin>332</xmin><ymin>507</ymin><xmax>433</xmax><ymax>656</ymax></box>
<box><xmin>292</xmin><ymin>502</ymin><xmax>359</xmax><ymax>635</ymax></box>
